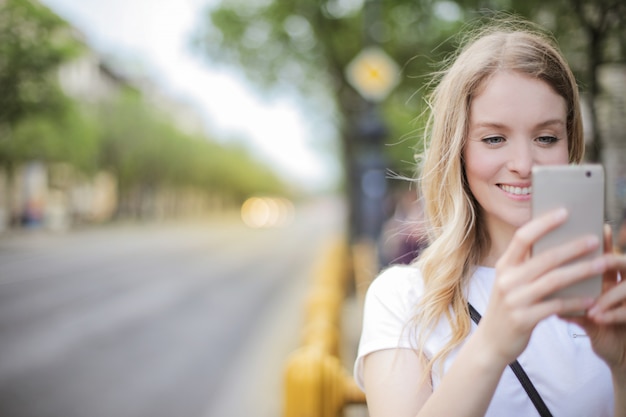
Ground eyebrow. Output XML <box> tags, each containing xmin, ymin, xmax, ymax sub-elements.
<box><xmin>536</xmin><ymin>119</ymin><xmax>566</xmax><ymax>128</ymax></box>
<box><xmin>471</xmin><ymin>119</ymin><xmax>566</xmax><ymax>129</ymax></box>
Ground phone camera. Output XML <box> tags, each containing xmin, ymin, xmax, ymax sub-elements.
<box><xmin>585</xmin><ymin>170</ymin><xmax>592</xmax><ymax>178</ymax></box>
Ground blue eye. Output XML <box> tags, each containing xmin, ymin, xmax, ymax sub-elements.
<box><xmin>482</xmin><ymin>136</ymin><xmax>504</xmax><ymax>145</ymax></box>
<box><xmin>537</xmin><ymin>136</ymin><xmax>559</xmax><ymax>144</ymax></box>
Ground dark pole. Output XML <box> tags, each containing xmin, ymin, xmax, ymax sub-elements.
<box><xmin>355</xmin><ymin>0</ymin><xmax>388</xmax><ymax>244</ymax></box>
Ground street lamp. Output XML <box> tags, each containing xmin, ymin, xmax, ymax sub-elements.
<box><xmin>344</xmin><ymin>8</ymin><xmax>400</xmax><ymax>243</ymax></box>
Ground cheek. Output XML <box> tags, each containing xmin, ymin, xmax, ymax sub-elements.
<box><xmin>464</xmin><ymin>147</ymin><xmax>497</xmax><ymax>187</ymax></box>
<box><xmin>538</xmin><ymin>142</ymin><xmax>570</xmax><ymax>165</ymax></box>
<box><xmin>465</xmin><ymin>165</ymin><xmax>492</xmax><ymax>203</ymax></box>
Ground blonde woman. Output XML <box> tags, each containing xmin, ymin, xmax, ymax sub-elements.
<box><xmin>355</xmin><ymin>20</ymin><xmax>626</xmax><ymax>417</ymax></box>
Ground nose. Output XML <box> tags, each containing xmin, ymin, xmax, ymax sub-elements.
<box><xmin>506</xmin><ymin>139</ymin><xmax>534</xmax><ymax>177</ymax></box>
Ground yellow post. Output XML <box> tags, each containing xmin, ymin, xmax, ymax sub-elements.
<box><xmin>301</xmin><ymin>318</ymin><xmax>340</xmax><ymax>357</ymax></box>
<box><xmin>283</xmin><ymin>346</ymin><xmax>364</xmax><ymax>417</ymax></box>
<box><xmin>282</xmin><ymin>236</ymin><xmax>367</xmax><ymax>417</ymax></box>
<box><xmin>305</xmin><ymin>287</ymin><xmax>343</xmax><ymax>326</ymax></box>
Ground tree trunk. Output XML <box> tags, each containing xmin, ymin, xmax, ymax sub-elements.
<box><xmin>585</xmin><ymin>26</ymin><xmax>603</xmax><ymax>162</ymax></box>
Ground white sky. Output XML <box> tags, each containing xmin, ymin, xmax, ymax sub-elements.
<box><xmin>39</xmin><ymin>0</ymin><xmax>338</xmax><ymax>191</ymax></box>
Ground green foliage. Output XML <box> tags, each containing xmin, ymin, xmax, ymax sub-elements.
<box><xmin>0</xmin><ymin>0</ymin><xmax>292</xmax><ymax>213</ymax></box>
<box><xmin>0</xmin><ymin>0</ymin><xmax>89</xmax><ymax>175</ymax></box>
<box><xmin>7</xmin><ymin>102</ymin><xmax>99</xmax><ymax>171</ymax></box>
<box><xmin>94</xmin><ymin>90</ymin><xmax>286</xmax><ymax>199</ymax></box>
<box><xmin>194</xmin><ymin>0</ymin><xmax>468</xmax><ymax>179</ymax></box>
<box><xmin>0</xmin><ymin>0</ymin><xmax>81</xmax><ymax>129</ymax></box>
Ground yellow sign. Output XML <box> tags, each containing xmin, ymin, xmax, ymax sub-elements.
<box><xmin>345</xmin><ymin>46</ymin><xmax>400</xmax><ymax>102</ymax></box>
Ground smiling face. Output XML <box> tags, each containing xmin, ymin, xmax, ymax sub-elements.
<box><xmin>464</xmin><ymin>70</ymin><xmax>569</xmax><ymax>258</ymax></box>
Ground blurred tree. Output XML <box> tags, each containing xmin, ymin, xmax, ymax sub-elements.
<box><xmin>194</xmin><ymin>0</ymin><xmax>467</xmax><ymax>238</ymax></box>
<box><xmin>0</xmin><ymin>0</ymin><xmax>81</xmax><ymax>224</ymax></box>
<box><xmin>0</xmin><ymin>0</ymin><xmax>80</xmax><ymax>135</ymax></box>
<box><xmin>95</xmin><ymin>90</ymin><xmax>286</xmax><ymax>218</ymax></box>
<box><xmin>8</xmin><ymin>102</ymin><xmax>100</xmax><ymax>172</ymax></box>
<box><xmin>0</xmin><ymin>0</ymin><xmax>292</xmax><ymax>225</ymax></box>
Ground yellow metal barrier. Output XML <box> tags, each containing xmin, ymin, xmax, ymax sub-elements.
<box><xmin>282</xmin><ymin>236</ymin><xmax>367</xmax><ymax>417</ymax></box>
<box><xmin>301</xmin><ymin>318</ymin><xmax>340</xmax><ymax>358</ymax></box>
<box><xmin>284</xmin><ymin>346</ymin><xmax>365</xmax><ymax>417</ymax></box>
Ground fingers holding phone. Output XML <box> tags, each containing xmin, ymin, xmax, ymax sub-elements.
<box><xmin>588</xmin><ymin>248</ymin><xmax>626</xmax><ymax>324</ymax></box>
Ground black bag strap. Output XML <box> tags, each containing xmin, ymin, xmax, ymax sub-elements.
<box><xmin>467</xmin><ymin>303</ymin><xmax>553</xmax><ymax>417</ymax></box>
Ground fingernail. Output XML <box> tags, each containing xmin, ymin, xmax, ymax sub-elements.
<box><xmin>588</xmin><ymin>305</ymin><xmax>599</xmax><ymax>316</ymax></box>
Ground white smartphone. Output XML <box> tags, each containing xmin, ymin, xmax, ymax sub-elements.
<box><xmin>531</xmin><ymin>164</ymin><xmax>605</xmax><ymax>303</ymax></box>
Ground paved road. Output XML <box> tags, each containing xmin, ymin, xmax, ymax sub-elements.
<box><xmin>0</xmin><ymin>198</ymin><xmax>345</xmax><ymax>417</ymax></box>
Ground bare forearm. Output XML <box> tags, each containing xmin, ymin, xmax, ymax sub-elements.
<box><xmin>417</xmin><ymin>329</ymin><xmax>507</xmax><ymax>417</ymax></box>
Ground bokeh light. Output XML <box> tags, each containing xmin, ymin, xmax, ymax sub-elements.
<box><xmin>241</xmin><ymin>197</ymin><xmax>295</xmax><ymax>228</ymax></box>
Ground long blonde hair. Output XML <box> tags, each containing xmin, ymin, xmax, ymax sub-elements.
<box><xmin>413</xmin><ymin>19</ymin><xmax>584</xmax><ymax>375</ymax></box>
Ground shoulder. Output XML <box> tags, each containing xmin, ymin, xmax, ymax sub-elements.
<box><xmin>368</xmin><ymin>264</ymin><xmax>424</xmax><ymax>294</ymax></box>
<box><xmin>355</xmin><ymin>265</ymin><xmax>425</xmax><ymax>390</ymax></box>
<box><xmin>365</xmin><ymin>264</ymin><xmax>424</xmax><ymax>306</ymax></box>
<box><xmin>362</xmin><ymin>264</ymin><xmax>425</xmax><ymax>321</ymax></box>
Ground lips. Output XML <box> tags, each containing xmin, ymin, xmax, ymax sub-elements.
<box><xmin>498</xmin><ymin>184</ymin><xmax>532</xmax><ymax>196</ymax></box>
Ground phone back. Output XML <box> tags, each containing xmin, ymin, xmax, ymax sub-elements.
<box><xmin>532</xmin><ymin>164</ymin><xmax>604</xmax><ymax>300</ymax></box>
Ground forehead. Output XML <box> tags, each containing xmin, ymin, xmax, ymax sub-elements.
<box><xmin>470</xmin><ymin>71</ymin><xmax>567</xmax><ymax>127</ymax></box>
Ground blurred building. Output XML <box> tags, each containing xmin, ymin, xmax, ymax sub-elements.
<box><xmin>140</xmin><ymin>79</ymin><xmax>207</xmax><ymax>138</ymax></box>
<box><xmin>58</xmin><ymin>50</ymin><xmax>127</xmax><ymax>103</ymax></box>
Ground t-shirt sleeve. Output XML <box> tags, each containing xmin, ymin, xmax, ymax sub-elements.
<box><xmin>353</xmin><ymin>265</ymin><xmax>422</xmax><ymax>391</ymax></box>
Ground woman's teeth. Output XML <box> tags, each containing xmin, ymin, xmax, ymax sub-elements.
<box><xmin>500</xmin><ymin>184</ymin><xmax>532</xmax><ymax>195</ymax></box>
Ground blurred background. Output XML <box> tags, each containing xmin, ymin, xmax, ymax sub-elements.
<box><xmin>0</xmin><ymin>0</ymin><xmax>625</xmax><ymax>416</ymax></box>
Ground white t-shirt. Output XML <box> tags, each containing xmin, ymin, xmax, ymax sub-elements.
<box><xmin>354</xmin><ymin>265</ymin><xmax>614</xmax><ymax>417</ymax></box>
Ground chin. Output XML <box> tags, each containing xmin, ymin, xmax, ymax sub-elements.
<box><xmin>501</xmin><ymin>209</ymin><xmax>531</xmax><ymax>230</ymax></box>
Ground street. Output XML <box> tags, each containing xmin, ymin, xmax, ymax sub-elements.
<box><xmin>0</xmin><ymin>198</ymin><xmax>346</xmax><ymax>417</ymax></box>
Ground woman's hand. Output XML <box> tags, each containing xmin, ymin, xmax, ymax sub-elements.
<box><xmin>478</xmin><ymin>208</ymin><xmax>604</xmax><ymax>366</ymax></box>
<box><xmin>565</xmin><ymin>225</ymin><xmax>626</xmax><ymax>373</ymax></box>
